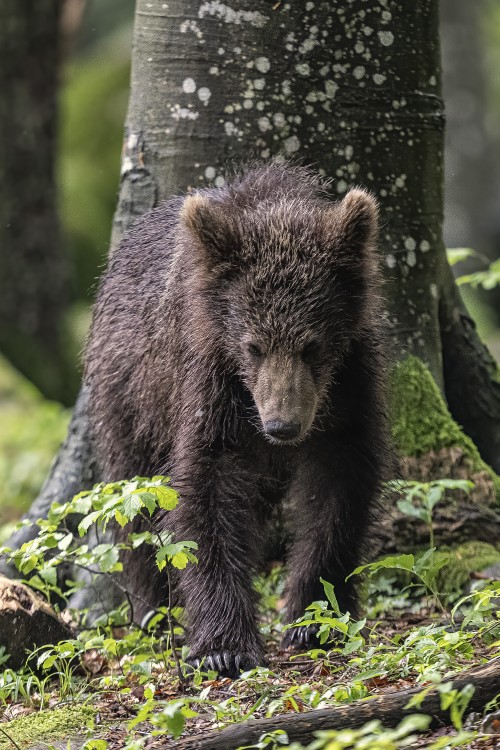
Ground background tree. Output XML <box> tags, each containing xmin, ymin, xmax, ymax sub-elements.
<box><xmin>2</xmin><ymin>0</ymin><xmax>500</xmax><ymax>584</ymax></box>
<box><xmin>0</xmin><ymin>1</ymin><xmax>76</xmax><ymax>403</ymax></box>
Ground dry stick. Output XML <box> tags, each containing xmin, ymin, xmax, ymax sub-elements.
<box><xmin>0</xmin><ymin>726</ymin><xmax>22</xmax><ymax>750</ymax></box>
<box><xmin>175</xmin><ymin>658</ymin><xmax>500</xmax><ymax>750</ymax></box>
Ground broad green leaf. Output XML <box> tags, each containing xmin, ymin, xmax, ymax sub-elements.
<box><xmin>93</xmin><ymin>544</ymin><xmax>120</xmax><ymax>573</ymax></box>
<box><xmin>320</xmin><ymin>578</ymin><xmax>341</xmax><ymax>615</ymax></box>
<box><xmin>121</xmin><ymin>493</ymin><xmax>144</xmax><ymax>521</ymax></box>
<box><xmin>350</xmin><ymin>554</ymin><xmax>415</xmax><ymax>578</ymax></box>
<box><xmin>78</xmin><ymin>510</ymin><xmax>102</xmax><ymax>536</ymax></box>
<box><xmin>446</xmin><ymin>247</ymin><xmax>475</xmax><ymax>266</ymax></box>
<box><xmin>146</xmin><ymin>485</ymin><xmax>179</xmax><ymax>510</ymax></box>
<box><xmin>172</xmin><ymin>552</ymin><xmax>189</xmax><ymax>569</ymax></box>
<box><xmin>58</xmin><ymin>532</ymin><xmax>73</xmax><ymax>551</ymax></box>
<box><xmin>115</xmin><ymin>510</ymin><xmax>128</xmax><ymax>528</ymax></box>
<box><xmin>39</xmin><ymin>566</ymin><xmax>57</xmax><ymax>586</ymax></box>
<box><xmin>137</xmin><ymin>492</ymin><xmax>156</xmax><ymax>515</ymax></box>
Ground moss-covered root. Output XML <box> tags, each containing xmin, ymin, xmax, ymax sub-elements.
<box><xmin>390</xmin><ymin>356</ymin><xmax>500</xmax><ymax>501</ymax></box>
<box><xmin>0</xmin><ymin>705</ymin><xmax>95</xmax><ymax>750</ymax></box>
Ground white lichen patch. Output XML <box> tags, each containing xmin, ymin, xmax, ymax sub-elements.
<box><xmin>180</xmin><ymin>19</ymin><xmax>203</xmax><ymax>37</ymax></box>
<box><xmin>283</xmin><ymin>135</ymin><xmax>300</xmax><ymax>154</ymax></box>
<box><xmin>254</xmin><ymin>78</ymin><xmax>266</xmax><ymax>90</ymax></box>
<box><xmin>258</xmin><ymin>116</ymin><xmax>272</xmax><ymax>133</ymax></box>
<box><xmin>295</xmin><ymin>62</ymin><xmax>311</xmax><ymax>77</ymax></box>
<box><xmin>325</xmin><ymin>80</ymin><xmax>339</xmax><ymax>98</ymax></box>
<box><xmin>255</xmin><ymin>56</ymin><xmax>271</xmax><ymax>73</ymax></box>
<box><xmin>404</xmin><ymin>237</ymin><xmax>416</xmax><ymax>251</ymax></box>
<box><xmin>406</xmin><ymin>250</ymin><xmax>417</xmax><ymax>267</ymax></box>
<box><xmin>121</xmin><ymin>156</ymin><xmax>133</xmax><ymax>175</ymax></box>
<box><xmin>214</xmin><ymin>175</ymin><xmax>225</xmax><ymax>187</ymax></box>
<box><xmin>378</xmin><ymin>30</ymin><xmax>394</xmax><ymax>46</ymax></box>
<box><xmin>280</xmin><ymin>80</ymin><xmax>292</xmax><ymax>97</ymax></box>
<box><xmin>171</xmin><ymin>105</ymin><xmax>199</xmax><ymax>120</ymax></box>
<box><xmin>353</xmin><ymin>66</ymin><xmax>365</xmax><ymax>80</ymax></box>
<box><xmin>420</xmin><ymin>239</ymin><xmax>430</xmax><ymax>253</ymax></box>
<box><xmin>272</xmin><ymin>112</ymin><xmax>286</xmax><ymax>128</ymax></box>
<box><xmin>373</xmin><ymin>73</ymin><xmax>386</xmax><ymax>85</ymax></box>
<box><xmin>430</xmin><ymin>283</ymin><xmax>438</xmax><ymax>299</ymax></box>
<box><xmin>198</xmin><ymin>2</ymin><xmax>268</xmax><ymax>27</ymax></box>
<box><xmin>182</xmin><ymin>77</ymin><xmax>197</xmax><ymax>94</ymax></box>
<box><xmin>204</xmin><ymin>166</ymin><xmax>216</xmax><ymax>179</ymax></box>
<box><xmin>386</xmin><ymin>254</ymin><xmax>396</xmax><ymax>269</ymax></box>
<box><xmin>198</xmin><ymin>86</ymin><xmax>212</xmax><ymax>104</ymax></box>
<box><xmin>127</xmin><ymin>132</ymin><xmax>138</xmax><ymax>150</ymax></box>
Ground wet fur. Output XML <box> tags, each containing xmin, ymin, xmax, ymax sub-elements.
<box><xmin>85</xmin><ymin>163</ymin><xmax>390</xmax><ymax>677</ymax></box>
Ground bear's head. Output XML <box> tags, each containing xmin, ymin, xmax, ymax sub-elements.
<box><xmin>181</xmin><ymin>187</ymin><xmax>379</xmax><ymax>445</ymax></box>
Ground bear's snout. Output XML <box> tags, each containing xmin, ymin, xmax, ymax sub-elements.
<box><xmin>252</xmin><ymin>354</ymin><xmax>319</xmax><ymax>443</ymax></box>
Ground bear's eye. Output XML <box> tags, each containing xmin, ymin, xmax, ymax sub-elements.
<box><xmin>247</xmin><ymin>343</ymin><xmax>263</xmax><ymax>357</ymax></box>
<box><xmin>301</xmin><ymin>340</ymin><xmax>321</xmax><ymax>363</ymax></box>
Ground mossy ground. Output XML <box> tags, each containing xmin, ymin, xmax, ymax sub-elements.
<box><xmin>0</xmin><ymin>706</ymin><xmax>95</xmax><ymax>749</ymax></box>
<box><xmin>390</xmin><ymin>356</ymin><xmax>500</xmax><ymax>499</ymax></box>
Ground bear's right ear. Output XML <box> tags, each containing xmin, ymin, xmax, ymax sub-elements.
<box><xmin>180</xmin><ymin>193</ymin><xmax>238</xmax><ymax>270</ymax></box>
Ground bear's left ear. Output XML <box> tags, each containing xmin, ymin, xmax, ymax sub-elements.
<box><xmin>329</xmin><ymin>188</ymin><xmax>379</xmax><ymax>254</ymax></box>
<box><xmin>180</xmin><ymin>193</ymin><xmax>239</xmax><ymax>270</ymax></box>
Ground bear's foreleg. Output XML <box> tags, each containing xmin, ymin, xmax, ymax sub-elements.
<box><xmin>282</xmin><ymin>435</ymin><xmax>381</xmax><ymax>649</ymax></box>
<box><xmin>164</xmin><ymin>451</ymin><xmax>264</xmax><ymax>678</ymax></box>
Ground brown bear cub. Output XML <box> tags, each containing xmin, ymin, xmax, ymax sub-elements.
<box><xmin>85</xmin><ymin>163</ymin><xmax>389</xmax><ymax>678</ymax></box>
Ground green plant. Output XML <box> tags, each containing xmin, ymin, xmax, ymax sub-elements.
<box><xmin>447</xmin><ymin>247</ymin><xmax>500</xmax><ymax>290</ymax></box>
<box><xmin>390</xmin><ymin>479</ymin><xmax>473</xmax><ymax>550</ymax></box>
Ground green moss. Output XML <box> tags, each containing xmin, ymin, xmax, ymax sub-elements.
<box><xmin>435</xmin><ymin>541</ymin><xmax>500</xmax><ymax>595</ymax></box>
<box><xmin>0</xmin><ymin>705</ymin><xmax>95</xmax><ymax>749</ymax></box>
<box><xmin>390</xmin><ymin>356</ymin><xmax>500</xmax><ymax>498</ymax></box>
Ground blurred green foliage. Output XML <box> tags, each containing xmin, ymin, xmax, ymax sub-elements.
<box><xmin>59</xmin><ymin>54</ymin><xmax>130</xmax><ymax>302</ymax></box>
<box><xmin>0</xmin><ymin>357</ymin><xmax>69</xmax><ymax>538</ymax></box>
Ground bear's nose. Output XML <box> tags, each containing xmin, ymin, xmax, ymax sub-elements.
<box><xmin>264</xmin><ymin>419</ymin><xmax>301</xmax><ymax>440</ymax></box>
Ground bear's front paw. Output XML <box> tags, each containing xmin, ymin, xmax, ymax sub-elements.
<box><xmin>281</xmin><ymin>623</ymin><xmax>321</xmax><ymax>651</ymax></box>
<box><xmin>186</xmin><ymin>649</ymin><xmax>262</xmax><ymax>679</ymax></box>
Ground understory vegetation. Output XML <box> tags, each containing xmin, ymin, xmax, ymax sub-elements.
<box><xmin>0</xmin><ymin>477</ymin><xmax>499</xmax><ymax>749</ymax></box>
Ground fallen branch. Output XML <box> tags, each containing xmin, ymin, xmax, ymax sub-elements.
<box><xmin>177</xmin><ymin>658</ymin><xmax>500</xmax><ymax>750</ymax></box>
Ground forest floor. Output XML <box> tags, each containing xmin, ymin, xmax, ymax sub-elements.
<box><xmin>1</xmin><ymin>567</ymin><xmax>500</xmax><ymax>750</ymax></box>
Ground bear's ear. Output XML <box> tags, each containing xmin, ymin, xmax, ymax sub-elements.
<box><xmin>330</xmin><ymin>188</ymin><xmax>379</xmax><ymax>253</ymax></box>
<box><xmin>180</xmin><ymin>193</ymin><xmax>238</xmax><ymax>269</ymax></box>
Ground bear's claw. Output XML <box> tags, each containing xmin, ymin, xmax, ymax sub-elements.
<box><xmin>282</xmin><ymin>623</ymin><xmax>321</xmax><ymax>651</ymax></box>
<box><xmin>186</xmin><ymin>650</ymin><xmax>260</xmax><ymax>679</ymax></box>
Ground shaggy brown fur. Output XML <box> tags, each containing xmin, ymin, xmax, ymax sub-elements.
<box><xmin>85</xmin><ymin>163</ymin><xmax>389</xmax><ymax>678</ymax></box>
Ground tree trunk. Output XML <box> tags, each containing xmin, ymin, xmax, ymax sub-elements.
<box><xmin>2</xmin><ymin>0</ymin><xmax>499</xmax><ymax>599</ymax></box>
<box><xmin>112</xmin><ymin>0</ymin><xmax>500</xmax><ymax>471</ymax></box>
<box><xmin>0</xmin><ymin>0</ymin><xmax>75</xmax><ymax>404</ymax></box>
